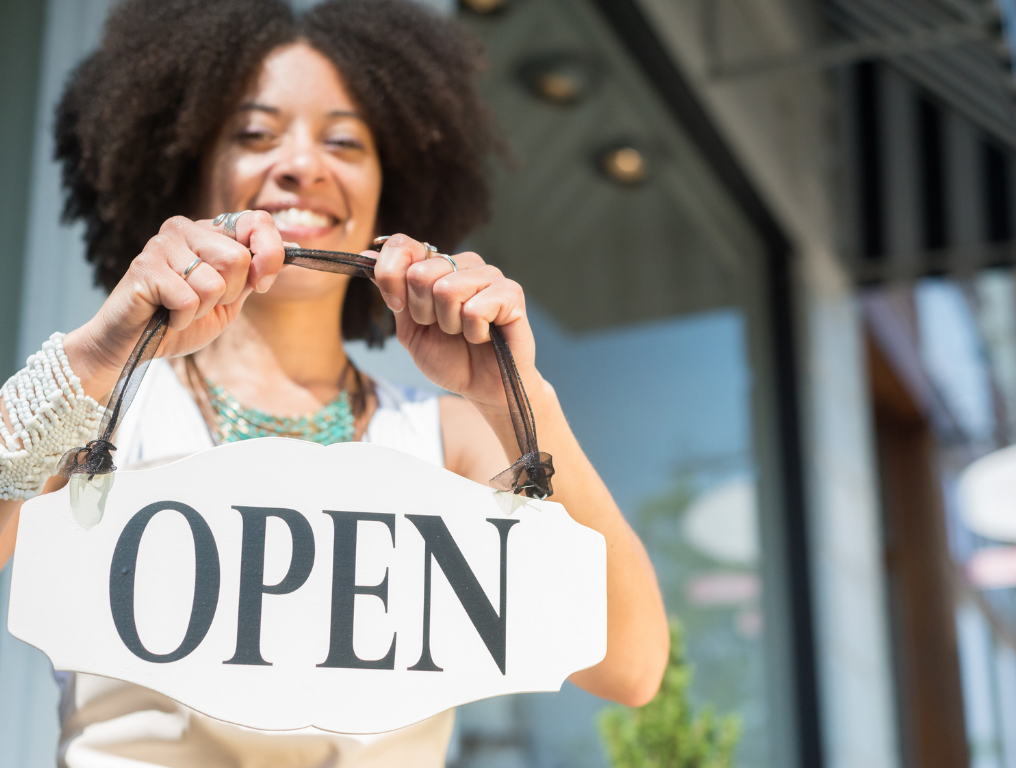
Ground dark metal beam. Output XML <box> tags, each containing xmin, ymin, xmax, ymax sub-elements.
<box><xmin>708</xmin><ymin>21</ymin><xmax>991</xmax><ymax>81</ymax></box>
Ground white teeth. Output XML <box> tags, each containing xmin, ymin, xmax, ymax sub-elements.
<box><xmin>271</xmin><ymin>207</ymin><xmax>333</xmax><ymax>229</ymax></box>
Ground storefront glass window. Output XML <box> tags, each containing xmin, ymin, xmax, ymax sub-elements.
<box><xmin>505</xmin><ymin>304</ymin><xmax>768</xmax><ymax>768</ymax></box>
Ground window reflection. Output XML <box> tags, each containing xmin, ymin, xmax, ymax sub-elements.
<box><xmin>451</xmin><ymin>303</ymin><xmax>768</xmax><ymax>768</ymax></box>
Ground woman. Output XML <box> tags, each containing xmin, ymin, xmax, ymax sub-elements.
<box><xmin>0</xmin><ymin>0</ymin><xmax>669</xmax><ymax>765</ymax></box>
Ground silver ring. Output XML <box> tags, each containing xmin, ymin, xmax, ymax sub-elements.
<box><xmin>421</xmin><ymin>242</ymin><xmax>456</xmax><ymax>271</ymax></box>
<box><xmin>214</xmin><ymin>210</ymin><xmax>253</xmax><ymax>240</ymax></box>
<box><xmin>182</xmin><ymin>257</ymin><xmax>202</xmax><ymax>279</ymax></box>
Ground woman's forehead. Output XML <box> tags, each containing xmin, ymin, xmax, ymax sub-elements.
<box><xmin>244</xmin><ymin>42</ymin><xmax>358</xmax><ymax>116</ymax></box>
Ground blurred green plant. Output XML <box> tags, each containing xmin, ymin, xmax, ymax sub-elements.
<box><xmin>598</xmin><ymin>620</ymin><xmax>741</xmax><ymax>768</ymax></box>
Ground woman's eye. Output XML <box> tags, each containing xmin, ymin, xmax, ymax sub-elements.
<box><xmin>235</xmin><ymin>129</ymin><xmax>275</xmax><ymax>144</ymax></box>
<box><xmin>326</xmin><ymin>137</ymin><xmax>365</xmax><ymax>151</ymax></box>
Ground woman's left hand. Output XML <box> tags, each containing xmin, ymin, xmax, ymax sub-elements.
<box><xmin>371</xmin><ymin>234</ymin><xmax>541</xmax><ymax>412</ymax></box>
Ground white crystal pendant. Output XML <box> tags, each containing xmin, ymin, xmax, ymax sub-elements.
<box><xmin>69</xmin><ymin>472</ymin><xmax>115</xmax><ymax>530</ymax></box>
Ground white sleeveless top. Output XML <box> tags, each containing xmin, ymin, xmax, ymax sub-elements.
<box><xmin>57</xmin><ymin>360</ymin><xmax>455</xmax><ymax>768</ymax></box>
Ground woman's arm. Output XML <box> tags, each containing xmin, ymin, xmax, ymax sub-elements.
<box><xmin>0</xmin><ymin>505</ymin><xmax>19</xmax><ymax>571</ymax></box>
<box><xmin>377</xmin><ymin>235</ymin><xmax>669</xmax><ymax>707</ymax></box>
<box><xmin>441</xmin><ymin>393</ymin><xmax>668</xmax><ymax>707</ymax></box>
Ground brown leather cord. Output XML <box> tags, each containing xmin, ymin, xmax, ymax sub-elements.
<box><xmin>59</xmin><ymin>247</ymin><xmax>554</xmax><ymax>499</ymax></box>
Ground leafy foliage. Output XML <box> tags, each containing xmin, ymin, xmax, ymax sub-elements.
<box><xmin>598</xmin><ymin>620</ymin><xmax>741</xmax><ymax>768</ymax></box>
<box><xmin>630</xmin><ymin>469</ymin><xmax>764</xmax><ymax>763</ymax></box>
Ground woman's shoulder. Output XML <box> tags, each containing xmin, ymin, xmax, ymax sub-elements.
<box><xmin>435</xmin><ymin>395</ymin><xmax>509</xmax><ymax>485</ymax></box>
<box><xmin>365</xmin><ymin>381</ymin><xmax>505</xmax><ymax>480</ymax></box>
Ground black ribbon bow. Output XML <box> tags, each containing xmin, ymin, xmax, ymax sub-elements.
<box><xmin>60</xmin><ymin>247</ymin><xmax>554</xmax><ymax>499</ymax></box>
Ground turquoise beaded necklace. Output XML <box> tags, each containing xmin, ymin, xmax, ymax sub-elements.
<box><xmin>204</xmin><ymin>379</ymin><xmax>356</xmax><ymax>446</ymax></box>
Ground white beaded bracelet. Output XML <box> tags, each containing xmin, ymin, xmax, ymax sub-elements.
<box><xmin>0</xmin><ymin>333</ymin><xmax>104</xmax><ymax>501</ymax></box>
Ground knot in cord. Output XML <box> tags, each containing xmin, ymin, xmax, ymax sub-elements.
<box><xmin>58</xmin><ymin>439</ymin><xmax>117</xmax><ymax>480</ymax></box>
<box><xmin>491</xmin><ymin>451</ymin><xmax>555</xmax><ymax>500</ymax></box>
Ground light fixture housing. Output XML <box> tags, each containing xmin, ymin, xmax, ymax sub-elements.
<box><xmin>518</xmin><ymin>52</ymin><xmax>600</xmax><ymax>105</ymax></box>
<box><xmin>459</xmin><ymin>0</ymin><xmax>509</xmax><ymax>15</ymax></box>
<box><xmin>598</xmin><ymin>143</ymin><xmax>651</xmax><ymax>186</ymax></box>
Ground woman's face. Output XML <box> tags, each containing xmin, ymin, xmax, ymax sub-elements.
<box><xmin>201</xmin><ymin>42</ymin><xmax>382</xmax><ymax>301</ymax></box>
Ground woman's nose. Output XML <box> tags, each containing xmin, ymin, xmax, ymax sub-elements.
<box><xmin>272</xmin><ymin>138</ymin><xmax>328</xmax><ymax>189</ymax></box>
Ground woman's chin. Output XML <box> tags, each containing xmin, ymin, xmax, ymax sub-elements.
<box><xmin>275</xmin><ymin>225</ymin><xmax>337</xmax><ymax>243</ymax></box>
<box><xmin>277</xmin><ymin>227</ymin><xmax>369</xmax><ymax>254</ymax></box>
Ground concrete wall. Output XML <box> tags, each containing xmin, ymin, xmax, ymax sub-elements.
<box><xmin>636</xmin><ymin>2</ymin><xmax>901</xmax><ymax>767</ymax></box>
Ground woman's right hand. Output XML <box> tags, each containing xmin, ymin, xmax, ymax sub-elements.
<box><xmin>62</xmin><ymin>212</ymin><xmax>285</xmax><ymax>400</ymax></box>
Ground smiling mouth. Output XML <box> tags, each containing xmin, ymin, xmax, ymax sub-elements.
<box><xmin>270</xmin><ymin>207</ymin><xmax>338</xmax><ymax>230</ymax></box>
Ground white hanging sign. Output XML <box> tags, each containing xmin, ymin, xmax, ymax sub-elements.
<box><xmin>8</xmin><ymin>440</ymin><xmax>606</xmax><ymax>734</ymax></box>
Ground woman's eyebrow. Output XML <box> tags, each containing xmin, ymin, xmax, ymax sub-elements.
<box><xmin>234</xmin><ymin>104</ymin><xmax>361</xmax><ymax>119</ymax></box>
<box><xmin>236</xmin><ymin>102</ymin><xmax>279</xmax><ymax>115</ymax></box>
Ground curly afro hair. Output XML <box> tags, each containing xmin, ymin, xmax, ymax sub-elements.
<box><xmin>55</xmin><ymin>0</ymin><xmax>498</xmax><ymax>345</ymax></box>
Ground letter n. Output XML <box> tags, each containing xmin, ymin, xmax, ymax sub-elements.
<box><xmin>405</xmin><ymin>515</ymin><xmax>519</xmax><ymax>675</ymax></box>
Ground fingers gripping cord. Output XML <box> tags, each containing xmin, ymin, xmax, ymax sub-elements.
<box><xmin>60</xmin><ymin>248</ymin><xmax>554</xmax><ymax>499</ymax></box>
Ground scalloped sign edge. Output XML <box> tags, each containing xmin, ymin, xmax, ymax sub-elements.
<box><xmin>8</xmin><ymin>439</ymin><xmax>607</xmax><ymax>734</ymax></box>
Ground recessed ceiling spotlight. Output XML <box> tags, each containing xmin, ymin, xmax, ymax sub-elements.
<box><xmin>599</xmin><ymin>144</ymin><xmax>650</xmax><ymax>186</ymax></box>
<box><xmin>518</xmin><ymin>53</ymin><xmax>600</xmax><ymax>105</ymax></box>
<box><xmin>459</xmin><ymin>0</ymin><xmax>509</xmax><ymax>14</ymax></box>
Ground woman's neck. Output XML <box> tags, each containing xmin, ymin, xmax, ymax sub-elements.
<box><xmin>194</xmin><ymin>290</ymin><xmax>350</xmax><ymax>411</ymax></box>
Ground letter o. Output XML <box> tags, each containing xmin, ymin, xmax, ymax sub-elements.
<box><xmin>109</xmin><ymin>501</ymin><xmax>221</xmax><ymax>663</ymax></box>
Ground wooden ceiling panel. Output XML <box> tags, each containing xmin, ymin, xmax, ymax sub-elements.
<box><xmin>462</xmin><ymin>0</ymin><xmax>766</xmax><ymax>332</ymax></box>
